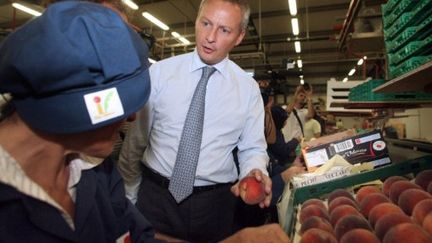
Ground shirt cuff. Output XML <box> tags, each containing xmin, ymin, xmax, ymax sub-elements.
<box><xmin>124</xmin><ymin>178</ymin><xmax>141</xmax><ymax>205</ymax></box>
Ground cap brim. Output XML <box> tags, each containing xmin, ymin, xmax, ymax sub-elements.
<box><xmin>14</xmin><ymin>67</ymin><xmax>150</xmax><ymax>134</ymax></box>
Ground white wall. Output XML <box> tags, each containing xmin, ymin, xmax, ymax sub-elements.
<box><xmin>389</xmin><ymin>108</ymin><xmax>432</xmax><ymax>141</ymax></box>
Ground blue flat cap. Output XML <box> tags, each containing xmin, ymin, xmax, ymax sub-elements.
<box><xmin>0</xmin><ymin>1</ymin><xmax>151</xmax><ymax>134</ymax></box>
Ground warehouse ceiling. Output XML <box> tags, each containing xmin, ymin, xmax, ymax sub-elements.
<box><xmin>0</xmin><ymin>0</ymin><xmax>387</xmax><ymax>94</ymax></box>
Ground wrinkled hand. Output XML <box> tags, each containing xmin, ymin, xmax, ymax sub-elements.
<box><xmin>281</xmin><ymin>164</ymin><xmax>306</xmax><ymax>183</ymax></box>
<box><xmin>231</xmin><ymin>169</ymin><xmax>272</xmax><ymax>208</ymax></box>
<box><xmin>221</xmin><ymin>223</ymin><xmax>291</xmax><ymax>243</ymax></box>
<box><xmin>292</xmin><ymin>155</ymin><xmax>304</xmax><ymax>167</ymax></box>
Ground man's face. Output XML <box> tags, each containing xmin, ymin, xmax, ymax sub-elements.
<box><xmin>195</xmin><ymin>0</ymin><xmax>246</xmax><ymax>65</ymax></box>
<box><xmin>296</xmin><ymin>92</ymin><xmax>306</xmax><ymax>104</ymax></box>
<box><xmin>61</xmin><ymin>119</ymin><xmax>128</xmax><ymax>158</ymax></box>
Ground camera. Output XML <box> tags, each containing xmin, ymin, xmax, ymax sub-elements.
<box><xmin>302</xmin><ymin>82</ymin><xmax>311</xmax><ymax>91</ymax></box>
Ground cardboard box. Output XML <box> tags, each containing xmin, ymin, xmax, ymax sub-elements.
<box><xmin>291</xmin><ymin>166</ymin><xmax>352</xmax><ymax>188</ymax></box>
<box><xmin>303</xmin><ymin>130</ymin><xmax>391</xmax><ymax>172</ymax></box>
<box><xmin>302</xmin><ymin>129</ymin><xmax>356</xmax><ymax>149</ymax></box>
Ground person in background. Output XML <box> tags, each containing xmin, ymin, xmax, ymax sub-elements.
<box><xmin>0</xmin><ymin>2</ymin><xmax>291</xmax><ymax>243</ymax></box>
<box><xmin>259</xmin><ymin>80</ymin><xmax>277</xmax><ymax>145</ymax></box>
<box><xmin>268</xmin><ymin>106</ymin><xmax>301</xmax><ymax>166</ymax></box>
<box><xmin>303</xmin><ymin>116</ymin><xmax>321</xmax><ymax>141</ymax></box>
<box><xmin>267</xmin><ymin>106</ymin><xmax>305</xmax><ymax>221</ymax></box>
<box><xmin>0</xmin><ymin>2</ymin><xmax>158</xmax><ymax>242</ymax></box>
<box><xmin>336</xmin><ymin>118</ymin><xmax>345</xmax><ymax>130</ymax></box>
<box><xmin>118</xmin><ymin>0</ymin><xmax>274</xmax><ymax>242</ymax></box>
<box><xmin>282</xmin><ymin>83</ymin><xmax>314</xmax><ymax>143</ymax></box>
<box><xmin>313</xmin><ymin>107</ymin><xmax>326</xmax><ymax>136</ymax></box>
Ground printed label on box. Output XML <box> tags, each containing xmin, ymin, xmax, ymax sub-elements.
<box><xmin>332</xmin><ymin>139</ymin><xmax>354</xmax><ymax>153</ymax></box>
<box><xmin>292</xmin><ymin>166</ymin><xmax>352</xmax><ymax>188</ymax></box>
<box><xmin>305</xmin><ymin>149</ymin><xmax>329</xmax><ymax>167</ymax></box>
<box><xmin>302</xmin><ymin>130</ymin><xmax>391</xmax><ymax>171</ymax></box>
<box><xmin>354</xmin><ymin>133</ymin><xmax>381</xmax><ymax>145</ymax></box>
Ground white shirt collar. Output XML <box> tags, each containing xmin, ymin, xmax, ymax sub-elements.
<box><xmin>190</xmin><ymin>49</ymin><xmax>229</xmax><ymax>79</ymax></box>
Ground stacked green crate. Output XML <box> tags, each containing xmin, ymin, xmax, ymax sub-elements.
<box><xmin>349</xmin><ymin>80</ymin><xmax>386</xmax><ymax>101</ymax></box>
<box><xmin>348</xmin><ymin>79</ymin><xmax>432</xmax><ymax>102</ymax></box>
<box><xmin>382</xmin><ymin>0</ymin><xmax>432</xmax><ymax>79</ymax></box>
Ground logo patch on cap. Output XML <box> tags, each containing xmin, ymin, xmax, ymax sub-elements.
<box><xmin>84</xmin><ymin>87</ymin><xmax>124</xmax><ymax>125</ymax></box>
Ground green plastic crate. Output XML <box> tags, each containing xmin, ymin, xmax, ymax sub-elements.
<box><xmin>382</xmin><ymin>1</ymin><xmax>399</xmax><ymax>16</ymax></box>
<box><xmin>390</xmin><ymin>35</ymin><xmax>432</xmax><ymax>65</ymax></box>
<box><xmin>283</xmin><ymin>155</ymin><xmax>432</xmax><ymax>235</ymax></box>
<box><xmin>385</xmin><ymin>0</ymin><xmax>432</xmax><ymax>41</ymax></box>
<box><xmin>384</xmin><ymin>12</ymin><xmax>415</xmax><ymax>41</ymax></box>
<box><xmin>389</xmin><ymin>55</ymin><xmax>432</xmax><ymax>79</ymax></box>
<box><xmin>383</xmin><ymin>0</ymin><xmax>418</xmax><ymax>29</ymax></box>
<box><xmin>387</xmin><ymin>16</ymin><xmax>432</xmax><ymax>53</ymax></box>
<box><xmin>349</xmin><ymin>80</ymin><xmax>387</xmax><ymax>101</ymax></box>
<box><xmin>349</xmin><ymin>78</ymin><xmax>432</xmax><ymax>101</ymax></box>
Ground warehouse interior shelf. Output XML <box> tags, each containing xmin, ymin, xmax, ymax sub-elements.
<box><xmin>373</xmin><ymin>61</ymin><xmax>432</xmax><ymax>93</ymax></box>
<box><xmin>386</xmin><ymin>138</ymin><xmax>432</xmax><ymax>154</ymax></box>
<box><xmin>330</xmin><ymin>101</ymin><xmax>432</xmax><ymax>109</ymax></box>
<box><xmin>320</xmin><ymin>110</ymin><xmax>372</xmax><ymax>117</ymax></box>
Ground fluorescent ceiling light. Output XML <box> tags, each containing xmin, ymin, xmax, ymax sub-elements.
<box><xmin>357</xmin><ymin>58</ymin><xmax>364</xmax><ymax>66</ymax></box>
<box><xmin>12</xmin><ymin>3</ymin><xmax>42</xmax><ymax>16</ymax></box>
<box><xmin>288</xmin><ymin>0</ymin><xmax>297</xmax><ymax>16</ymax></box>
<box><xmin>291</xmin><ymin>18</ymin><xmax>299</xmax><ymax>36</ymax></box>
<box><xmin>148</xmin><ymin>58</ymin><xmax>157</xmax><ymax>64</ymax></box>
<box><xmin>300</xmin><ymin>79</ymin><xmax>305</xmax><ymax>85</ymax></box>
<box><xmin>297</xmin><ymin>59</ymin><xmax>303</xmax><ymax>68</ymax></box>
<box><xmin>342</xmin><ymin>77</ymin><xmax>348</xmax><ymax>82</ymax></box>
<box><xmin>299</xmin><ymin>75</ymin><xmax>303</xmax><ymax>78</ymax></box>
<box><xmin>178</xmin><ymin>37</ymin><xmax>190</xmax><ymax>45</ymax></box>
<box><xmin>171</xmin><ymin>31</ymin><xmax>191</xmax><ymax>45</ymax></box>
<box><xmin>348</xmin><ymin>68</ymin><xmax>356</xmax><ymax>76</ymax></box>
<box><xmin>142</xmin><ymin>12</ymin><xmax>169</xmax><ymax>31</ymax></box>
<box><xmin>294</xmin><ymin>41</ymin><xmax>301</xmax><ymax>53</ymax></box>
<box><xmin>122</xmin><ymin>0</ymin><xmax>138</xmax><ymax>10</ymax></box>
<box><xmin>363</xmin><ymin>56</ymin><xmax>368</xmax><ymax>60</ymax></box>
<box><xmin>171</xmin><ymin>32</ymin><xmax>180</xmax><ymax>38</ymax></box>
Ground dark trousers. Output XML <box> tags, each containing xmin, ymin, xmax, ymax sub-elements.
<box><xmin>136</xmin><ymin>167</ymin><xmax>236</xmax><ymax>243</ymax></box>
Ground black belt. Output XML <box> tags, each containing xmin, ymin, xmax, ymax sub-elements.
<box><xmin>142</xmin><ymin>165</ymin><xmax>233</xmax><ymax>193</ymax></box>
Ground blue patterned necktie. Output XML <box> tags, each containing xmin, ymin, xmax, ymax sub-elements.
<box><xmin>168</xmin><ymin>66</ymin><xmax>217</xmax><ymax>203</ymax></box>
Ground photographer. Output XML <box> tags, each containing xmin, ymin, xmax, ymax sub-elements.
<box><xmin>282</xmin><ymin>83</ymin><xmax>315</xmax><ymax>143</ymax></box>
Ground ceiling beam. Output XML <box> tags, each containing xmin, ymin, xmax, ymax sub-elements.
<box><xmin>168</xmin><ymin>2</ymin><xmax>350</xmax><ymax>30</ymax></box>
<box><xmin>249</xmin><ymin>3</ymin><xmax>349</xmax><ymax>19</ymax></box>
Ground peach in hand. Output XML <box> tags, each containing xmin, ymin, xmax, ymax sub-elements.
<box><xmin>239</xmin><ymin>176</ymin><xmax>266</xmax><ymax>205</ymax></box>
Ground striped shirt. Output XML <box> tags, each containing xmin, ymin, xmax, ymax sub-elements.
<box><xmin>0</xmin><ymin>145</ymin><xmax>97</xmax><ymax>230</ymax></box>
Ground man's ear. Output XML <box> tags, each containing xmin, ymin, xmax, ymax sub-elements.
<box><xmin>235</xmin><ymin>29</ymin><xmax>246</xmax><ymax>46</ymax></box>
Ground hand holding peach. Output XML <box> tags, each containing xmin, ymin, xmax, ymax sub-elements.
<box><xmin>231</xmin><ymin>169</ymin><xmax>272</xmax><ymax>208</ymax></box>
<box><xmin>238</xmin><ymin>176</ymin><xmax>266</xmax><ymax>205</ymax></box>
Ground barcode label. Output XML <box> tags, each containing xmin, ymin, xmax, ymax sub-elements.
<box><xmin>333</xmin><ymin>139</ymin><xmax>354</xmax><ymax>153</ymax></box>
<box><xmin>305</xmin><ymin>148</ymin><xmax>329</xmax><ymax>167</ymax></box>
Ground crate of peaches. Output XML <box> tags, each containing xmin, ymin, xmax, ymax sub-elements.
<box><xmin>283</xmin><ymin>155</ymin><xmax>432</xmax><ymax>243</ymax></box>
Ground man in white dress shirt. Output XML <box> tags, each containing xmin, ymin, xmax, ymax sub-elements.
<box><xmin>282</xmin><ymin>84</ymin><xmax>314</xmax><ymax>143</ymax></box>
<box><xmin>118</xmin><ymin>0</ymin><xmax>274</xmax><ymax>242</ymax></box>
